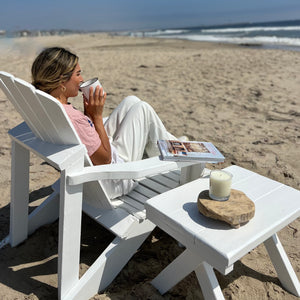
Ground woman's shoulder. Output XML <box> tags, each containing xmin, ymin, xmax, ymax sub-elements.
<box><xmin>62</xmin><ymin>103</ymin><xmax>93</xmax><ymax>127</ymax></box>
<box><xmin>63</xmin><ymin>103</ymin><xmax>84</xmax><ymax>118</ymax></box>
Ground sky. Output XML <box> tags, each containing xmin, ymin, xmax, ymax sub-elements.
<box><xmin>1</xmin><ymin>0</ymin><xmax>300</xmax><ymax>32</ymax></box>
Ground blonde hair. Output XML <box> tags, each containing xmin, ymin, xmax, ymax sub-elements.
<box><xmin>31</xmin><ymin>47</ymin><xmax>78</xmax><ymax>94</ymax></box>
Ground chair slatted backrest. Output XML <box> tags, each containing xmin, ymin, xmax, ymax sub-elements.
<box><xmin>0</xmin><ymin>71</ymin><xmax>45</xmax><ymax>140</ymax></box>
<box><xmin>0</xmin><ymin>71</ymin><xmax>113</xmax><ymax>210</ymax></box>
<box><xmin>17</xmin><ymin>80</ymin><xmax>77</xmax><ymax>145</ymax></box>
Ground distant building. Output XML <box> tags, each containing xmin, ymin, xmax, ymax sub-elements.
<box><xmin>20</xmin><ymin>30</ymin><xmax>31</xmax><ymax>37</ymax></box>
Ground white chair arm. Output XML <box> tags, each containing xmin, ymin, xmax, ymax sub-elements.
<box><xmin>67</xmin><ymin>156</ymin><xmax>197</xmax><ymax>185</ymax></box>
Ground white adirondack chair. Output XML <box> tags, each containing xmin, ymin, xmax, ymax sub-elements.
<box><xmin>0</xmin><ymin>71</ymin><xmax>206</xmax><ymax>300</ymax></box>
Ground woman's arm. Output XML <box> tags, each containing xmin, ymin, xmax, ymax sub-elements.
<box><xmin>84</xmin><ymin>86</ymin><xmax>111</xmax><ymax>165</ymax></box>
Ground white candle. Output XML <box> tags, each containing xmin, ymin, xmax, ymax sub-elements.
<box><xmin>209</xmin><ymin>170</ymin><xmax>233</xmax><ymax>201</ymax></box>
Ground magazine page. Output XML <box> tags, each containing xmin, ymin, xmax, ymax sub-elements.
<box><xmin>157</xmin><ymin>140</ymin><xmax>225</xmax><ymax>162</ymax></box>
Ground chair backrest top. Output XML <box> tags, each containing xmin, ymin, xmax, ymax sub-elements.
<box><xmin>0</xmin><ymin>71</ymin><xmax>113</xmax><ymax>210</ymax></box>
<box><xmin>0</xmin><ymin>71</ymin><xmax>80</xmax><ymax>145</ymax></box>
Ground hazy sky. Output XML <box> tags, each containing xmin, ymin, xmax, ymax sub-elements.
<box><xmin>1</xmin><ymin>0</ymin><xmax>300</xmax><ymax>32</ymax></box>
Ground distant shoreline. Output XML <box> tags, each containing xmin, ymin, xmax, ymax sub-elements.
<box><xmin>1</xmin><ymin>30</ymin><xmax>300</xmax><ymax>53</ymax></box>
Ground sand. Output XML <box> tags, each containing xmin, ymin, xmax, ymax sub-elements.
<box><xmin>0</xmin><ymin>33</ymin><xmax>299</xmax><ymax>299</ymax></box>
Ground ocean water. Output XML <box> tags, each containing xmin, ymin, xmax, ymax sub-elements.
<box><xmin>128</xmin><ymin>19</ymin><xmax>300</xmax><ymax>51</ymax></box>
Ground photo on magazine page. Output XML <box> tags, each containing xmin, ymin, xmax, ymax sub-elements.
<box><xmin>157</xmin><ymin>139</ymin><xmax>225</xmax><ymax>162</ymax></box>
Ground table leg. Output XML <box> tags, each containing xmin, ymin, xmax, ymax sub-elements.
<box><xmin>151</xmin><ymin>249</ymin><xmax>201</xmax><ymax>294</ymax></box>
<box><xmin>195</xmin><ymin>261</ymin><xmax>225</xmax><ymax>300</ymax></box>
<box><xmin>151</xmin><ymin>248</ymin><xmax>224</xmax><ymax>299</ymax></box>
<box><xmin>264</xmin><ymin>233</ymin><xmax>300</xmax><ymax>297</ymax></box>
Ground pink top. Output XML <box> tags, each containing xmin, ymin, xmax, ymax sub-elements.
<box><xmin>63</xmin><ymin>104</ymin><xmax>101</xmax><ymax>156</ymax></box>
<box><xmin>62</xmin><ymin>103</ymin><xmax>135</xmax><ymax>199</ymax></box>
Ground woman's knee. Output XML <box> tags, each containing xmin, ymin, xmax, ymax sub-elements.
<box><xmin>121</xmin><ymin>96</ymin><xmax>156</xmax><ymax>120</ymax></box>
<box><xmin>138</xmin><ymin>100</ymin><xmax>156</xmax><ymax>115</ymax></box>
<box><xmin>122</xmin><ymin>95</ymin><xmax>141</xmax><ymax>106</ymax></box>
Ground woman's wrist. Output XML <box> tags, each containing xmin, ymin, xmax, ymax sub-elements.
<box><xmin>90</xmin><ymin>114</ymin><xmax>104</xmax><ymax>124</ymax></box>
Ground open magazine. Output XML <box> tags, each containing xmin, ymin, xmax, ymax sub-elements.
<box><xmin>157</xmin><ymin>140</ymin><xmax>225</xmax><ymax>163</ymax></box>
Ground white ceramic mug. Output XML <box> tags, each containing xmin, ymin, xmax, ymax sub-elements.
<box><xmin>79</xmin><ymin>77</ymin><xmax>105</xmax><ymax>100</ymax></box>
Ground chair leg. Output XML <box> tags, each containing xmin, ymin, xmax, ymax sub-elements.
<box><xmin>195</xmin><ymin>262</ymin><xmax>225</xmax><ymax>300</ymax></box>
<box><xmin>10</xmin><ymin>141</ymin><xmax>30</xmax><ymax>247</ymax></box>
<box><xmin>28</xmin><ymin>190</ymin><xmax>59</xmax><ymax>235</ymax></box>
<box><xmin>9</xmin><ymin>141</ymin><xmax>60</xmax><ymax>247</ymax></box>
<box><xmin>1</xmin><ymin>190</ymin><xmax>59</xmax><ymax>249</ymax></box>
<box><xmin>180</xmin><ymin>163</ymin><xmax>205</xmax><ymax>184</ymax></box>
<box><xmin>62</xmin><ymin>219</ymin><xmax>155</xmax><ymax>300</ymax></box>
<box><xmin>58</xmin><ymin>163</ymin><xmax>84</xmax><ymax>300</ymax></box>
<box><xmin>264</xmin><ymin>233</ymin><xmax>300</xmax><ymax>297</ymax></box>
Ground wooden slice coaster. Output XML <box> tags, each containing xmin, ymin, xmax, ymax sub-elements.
<box><xmin>197</xmin><ymin>189</ymin><xmax>255</xmax><ymax>228</ymax></box>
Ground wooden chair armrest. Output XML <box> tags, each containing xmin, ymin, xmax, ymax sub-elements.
<box><xmin>67</xmin><ymin>156</ymin><xmax>198</xmax><ymax>185</ymax></box>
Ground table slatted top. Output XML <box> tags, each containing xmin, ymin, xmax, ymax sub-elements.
<box><xmin>145</xmin><ymin>165</ymin><xmax>300</xmax><ymax>273</ymax></box>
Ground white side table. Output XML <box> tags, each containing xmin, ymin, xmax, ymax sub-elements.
<box><xmin>145</xmin><ymin>165</ymin><xmax>300</xmax><ymax>299</ymax></box>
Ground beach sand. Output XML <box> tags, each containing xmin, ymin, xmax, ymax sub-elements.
<box><xmin>0</xmin><ymin>33</ymin><xmax>299</xmax><ymax>299</ymax></box>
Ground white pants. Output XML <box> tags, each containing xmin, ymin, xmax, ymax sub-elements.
<box><xmin>104</xmin><ymin>96</ymin><xmax>176</xmax><ymax>162</ymax></box>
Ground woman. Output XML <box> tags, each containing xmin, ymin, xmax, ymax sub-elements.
<box><xmin>31</xmin><ymin>47</ymin><xmax>176</xmax><ymax>198</ymax></box>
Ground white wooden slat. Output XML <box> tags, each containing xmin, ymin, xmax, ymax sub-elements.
<box><xmin>83</xmin><ymin>201</ymin><xmax>142</xmax><ymax>236</ymax></box>
<box><xmin>113</xmin><ymin>199</ymin><xmax>143</xmax><ymax>214</ymax></box>
<box><xmin>0</xmin><ymin>72</ymin><xmax>43</xmax><ymax>140</ymax></box>
<box><xmin>0</xmin><ymin>77</ymin><xmax>23</xmax><ymax>116</ymax></box>
<box><xmin>8</xmin><ymin>121</ymin><xmax>35</xmax><ymax>142</ymax></box>
<box><xmin>148</xmin><ymin>174</ymin><xmax>179</xmax><ymax>189</ymax></box>
<box><xmin>83</xmin><ymin>180</ymin><xmax>114</xmax><ymax>210</ymax></box>
<box><xmin>120</xmin><ymin>195</ymin><xmax>145</xmax><ymax>211</ymax></box>
<box><xmin>139</xmin><ymin>178</ymin><xmax>171</xmax><ymax>194</ymax></box>
<box><xmin>67</xmin><ymin>157</ymin><xmax>188</xmax><ymax>185</ymax></box>
<box><xmin>173</xmin><ymin>169</ymin><xmax>180</xmax><ymax>175</ymax></box>
<box><xmin>9</xmin><ymin>122</ymin><xmax>86</xmax><ymax>171</ymax></box>
<box><xmin>117</xmin><ymin>169</ymin><xmax>183</xmax><ymax>219</ymax></box>
<box><xmin>58</xmin><ymin>157</ymin><xmax>84</xmax><ymax>298</ymax></box>
<box><xmin>10</xmin><ymin>140</ymin><xmax>30</xmax><ymax>247</ymax></box>
<box><xmin>116</xmin><ymin>169</ymin><xmax>183</xmax><ymax>220</ymax></box>
<box><xmin>162</xmin><ymin>170</ymin><xmax>181</xmax><ymax>182</ymax></box>
<box><xmin>4</xmin><ymin>75</ymin><xmax>47</xmax><ymax>140</ymax></box>
<box><xmin>225</xmin><ymin>165</ymin><xmax>257</xmax><ymax>184</ymax></box>
<box><xmin>0</xmin><ymin>72</ymin><xmax>78</xmax><ymax>145</ymax></box>
<box><xmin>14</xmin><ymin>78</ymin><xmax>58</xmax><ymax>143</ymax></box>
<box><xmin>117</xmin><ymin>202</ymin><xmax>145</xmax><ymax>221</ymax></box>
<box><xmin>28</xmin><ymin>191</ymin><xmax>60</xmax><ymax>235</ymax></box>
<box><xmin>35</xmin><ymin>90</ymin><xmax>80</xmax><ymax>145</ymax></box>
<box><xmin>132</xmin><ymin>183</ymin><xmax>159</xmax><ymax>198</ymax></box>
<box><xmin>120</xmin><ymin>196</ymin><xmax>147</xmax><ymax>211</ymax></box>
<box><xmin>125</xmin><ymin>190</ymin><xmax>149</xmax><ymax>204</ymax></box>
<box><xmin>135</xmin><ymin>170</ymin><xmax>181</xmax><ymax>199</ymax></box>
<box><xmin>138</xmin><ymin>170</ymin><xmax>182</xmax><ymax>193</ymax></box>
<box><xmin>232</xmin><ymin>173</ymin><xmax>284</xmax><ymax>203</ymax></box>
